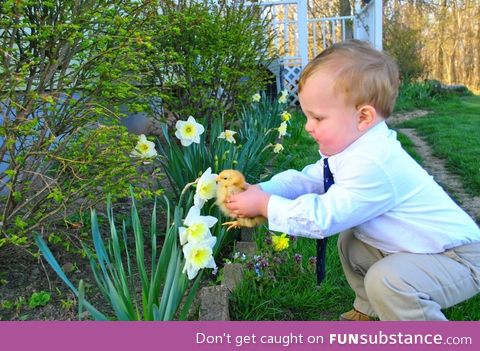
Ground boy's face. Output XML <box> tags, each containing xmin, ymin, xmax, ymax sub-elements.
<box><xmin>298</xmin><ymin>69</ymin><xmax>363</xmax><ymax>156</ymax></box>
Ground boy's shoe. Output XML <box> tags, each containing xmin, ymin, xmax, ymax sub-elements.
<box><xmin>339</xmin><ymin>308</ymin><xmax>374</xmax><ymax>321</ymax></box>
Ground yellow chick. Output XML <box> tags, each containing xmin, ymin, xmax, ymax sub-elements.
<box><xmin>216</xmin><ymin>169</ymin><xmax>266</xmax><ymax>231</ymax></box>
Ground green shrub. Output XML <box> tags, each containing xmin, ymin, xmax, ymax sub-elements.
<box><xmin>147</xmin><ymin>1</ymin><xmax>274</xmax><ymax>127</ymax></box>
<box><xmin>57</xmin><ymin>125</ymin><xmax>161</xmax><ymax>205</ymax></box>
<box><xmin>384</xmin><ymin>20</ymin><xmax>425</xmax><ymax>81</ymax></box>
<box><xmin>0</xmin><ymin>1</ymin><xmax>160</xmax><ymax>245</ymax></box>
<box><xmin>1</xmin><ymin>123</ymin><xmax>161</xmax><ymax>247</ymax></box>
<box><xmin>395</xmin><ymin>80</ymin><xmax>459</xmax><ymax>111</ymax></box>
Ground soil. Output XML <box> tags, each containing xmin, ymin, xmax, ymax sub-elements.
<box><xmin>0</xmin><ymin>201</ymin><xmax>158</xmax><ymax>321</ymax></box>
<box><xmin>0</xmin><ymin>242</ymin><xmax>106</xmax><ymax>321</ymax></box>
<box><xmin>1</xmin><ymin>109</ymin><xmax>478</xmax><ymax>320</ymax></box>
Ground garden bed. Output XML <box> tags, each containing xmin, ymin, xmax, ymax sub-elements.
<box><xmin>0</xmin><ymin>242</ymin><xmax>104</xmax><ymax>320</ymax></box>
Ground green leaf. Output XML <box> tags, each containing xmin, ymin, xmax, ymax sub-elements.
<box><xmin>28</xmin><ymin>291</ymin><xmax>51</xmax><ymax>309</ymax></box>
<box><xmin>34</xmin><ymin>234</ymin><xmax>108</xmax><ymax>320</ymax></box>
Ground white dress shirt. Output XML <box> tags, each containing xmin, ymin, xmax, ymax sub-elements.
<box><xmin>260</xmin><ymin>121</ymin><xmax>480</xmax><ymax>253</ymax></box>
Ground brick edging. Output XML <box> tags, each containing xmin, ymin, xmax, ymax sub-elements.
<box><xmin>198</xmin><ymin>228</ymin><xmax>255</xmax><ymax>320</ymax></box>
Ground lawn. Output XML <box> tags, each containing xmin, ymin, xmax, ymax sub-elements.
<box><xmin>398</xmin><ymin>95</ymin><xmax>480</xmax><ymax>197</ymax></box>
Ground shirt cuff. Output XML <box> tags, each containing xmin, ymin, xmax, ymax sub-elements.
<box><xmin>267</xmin><ymin>194</ymin><xmax>326</xmax><ymax>239</ymax></box>
<box><xmin>258</xmin><ymin>181</ymin><xmax>277</xmax><ymax>194</ymax></box>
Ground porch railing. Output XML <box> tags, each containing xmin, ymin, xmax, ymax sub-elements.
<box><xmin>252</xmin><ymin>0</ymin><xmax>382</xmax><ymax>103</ymax></box>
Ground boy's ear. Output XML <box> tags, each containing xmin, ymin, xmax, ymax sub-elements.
<box><xmin>357</xmin><ymin>105</ymin><xmax>377</xmax><ymax>132</ymax></box>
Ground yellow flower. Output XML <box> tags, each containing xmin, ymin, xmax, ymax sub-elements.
<box><xmin>194</xmin><ymin>167</ymin><xmax>218</xmax><ymax>208</ymax></box>
<box><xmin>175</xmin><ymin>116</ymin><xmax>205</xmax><ymax>147</ymax></box>
<box><xmin>273</xmin><ymin>143</ymin><xmax>284</xmax><ymax>153</ymax></box>
<box><xmin>178</xmin><ymin>206</ymin><xmax>217</xmax><ymax>245</ymax></box>
<box><xmin>281</xmin><ymin>111</ymin><xmax>291</xmax><ymax>122</ymax></box>
<box><xmin>186</xmin><ymin>222</ymin><xmax>208</xmax><ymax>240</ymax></box>
<box><xmin>278</xmin><ymin>90</ymin><xmax>289</xmax><ymax>104</ymax></box>
<box><xmin>130</xmin><ymin>134</ymin><xmax>157</xmax><ymax>159</ymax></box>
<box><xmin>217</xmin><ymin>129</ymin><xmax>236</xmax><ymax>143</ymax></box>
<box><xmin>272</xmin><ymin>233</ymin><xmax>289</xmax><ymax>252</ymax></box>
<box><xmin>182</xmin><ymin>237</ymin><xmax>217</xmax><ymax>280</ymax></box>
<box><xmin>277</xmin><ymin>121</ymin><xmax>287</xmax><ymax>137</ymax></box>
<box><xmin>252</xmin><ymin>93</ymin><xmax>261</xmax><ymax>102</ymax></box>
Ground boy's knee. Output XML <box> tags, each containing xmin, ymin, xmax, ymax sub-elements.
<box><xmin>364</xmin><ymin>260</ymin><xmax>415</xmax><ymax>301</ymax></box>
<box><xmin>364</xmin><ymin>263</ymin><xmax>396</xmax><ymax>300</ymax></box>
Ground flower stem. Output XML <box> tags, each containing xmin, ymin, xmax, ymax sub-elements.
<box><xmin>179</xmin><ymin>180</ymin><xmax>197</xmax><ymax>207</ymax></box>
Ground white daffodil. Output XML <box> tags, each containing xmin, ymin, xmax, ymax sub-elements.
<box><xmin>281</xmin><ymin>111</ymin><xmax>291</xmax><ymax>122</ymax></box>
<box><xmin>251</xmin><ymin>93</ymin><xmax>261</xmax><ymax>102</ymax></box>
<box><xmin>278</xmin><ymin>90</ymin><xmax>289</xmax><ymax>104</ymax></box>
<box><xmin>277</xmin><ymin>121</ymin><xmax>288</xmax><ymax>137</ymax></box>
<box><xmin>175</xmin><ymin>116</ymin><xmax>205</xmax><ymax>147</ymax></box>
<box><xmin>217</xmin><ymin>129</ymin><xmax>236</xmax><ymax>144</ymax></box>
<box><xmin>194</xmin><ymin>167</ymin><xmax>218</xmax><ymax>208</ymax></box>
<box><xmin>130</xmin><ymin>134</ymin><xmax>158</xmax><ymax>159</ymax></box>
<box><xmin>182</xmin><ymin>237</ymin><xmax>217</xmax><ymax>280</ymax></box>
<box><xmin>273</xmin><ymin>143</ymin><xmax>284</xmax><ymax>153</ymax></box>
<box><xmin>178</xmin><ymin>206</ymin><xmax>217</xmax><ymax>245</ymax></box>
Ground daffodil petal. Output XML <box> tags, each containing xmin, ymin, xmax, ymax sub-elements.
<box><xmin>193</xmin><ymin>194</ymin><xmax>205</xmax><ymax>208</ymax></box>
<box><xmin>184</xmin><ymin>206</ymin><xmax>201</xmax><ymax>226</ymax></box>
<box><xmin>203</xmin><ymin>216</ymin><xmax>218</xmax><ymax>228</ymax></box>
<box><xmin>179</xmin><ymin>226</ymin><xmax>188</xmax><ymax>246</ymax></box>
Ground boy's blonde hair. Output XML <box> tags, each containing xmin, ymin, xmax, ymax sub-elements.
<box><xmin>298</xmin><ymin>40</ymin><xmax>399</xmax><ymax>118</ymax></box>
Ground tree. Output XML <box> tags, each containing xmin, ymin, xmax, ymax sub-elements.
<box><xmin>383</xmin><ymin>0</ymin><xmax>480</xmax><ymax>91</ymax></box>
<box><xmin>0</xmin><ymin>0</ymin><xmax>159</xmax><ymax>243</ymax></box>
<box><xmin>383</xmin><ymin>20</ymin><xmax>425</xmax><ymax>79</ymax></box>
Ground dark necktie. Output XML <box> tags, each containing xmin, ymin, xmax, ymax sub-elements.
<box><xmin>316</xmin><ymin>158</ymin><xmax>334</xmax><ymax>285</ymax></box>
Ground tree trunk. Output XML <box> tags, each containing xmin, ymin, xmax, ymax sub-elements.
<box><xmin>436</xmin><ymin>0</ymin><xmax>448</xmax><ymax>82</ymax></box>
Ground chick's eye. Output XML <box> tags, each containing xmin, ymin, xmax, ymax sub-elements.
<box><xmin>223</xmin><ymin>177</ymin><xmax>228</xmax><ymax>180</ymax></box>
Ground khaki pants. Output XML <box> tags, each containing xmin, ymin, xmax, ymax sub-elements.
<box><xmin>338</xmin><ymin>229</ymin><xmax>480</xmax><ymax>320</ymax></box>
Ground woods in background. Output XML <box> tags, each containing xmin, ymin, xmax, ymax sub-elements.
<box><xmin>384</xmin><ymin>0</ymin><xmax>479</xmax><ymax>92</ymax></box>
<box><xmin>310</xmin><ymin>0</ymin><xmax>480</xmax><ymax>92</ymax></box>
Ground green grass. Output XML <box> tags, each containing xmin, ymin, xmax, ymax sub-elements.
<box><xmin>274</xmin><ymin>110</ymin><xmax>320</xmax><ymax>169</ymax></box>
<box><xmin>230</xmin><ymin>231</ymin><xmax>352</xmax><ymax>321</ymax></box>
<box><xmin>230</xmin><ymin>92</ymin><xmax>480</xmax><ymax>321</ymax></box>
<box><xmin>395</xmin><ymin>130</ymin><xmax>423</xmax><ymax>164</ymax></box>
<box><xmin>397</xmin><ymin>95</ymin><xmax>480</xmax><ymax>197</ymax></box>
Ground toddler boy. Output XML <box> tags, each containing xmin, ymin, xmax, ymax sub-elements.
<box><xmin>227</xmin><ymin>40</ymin><xmax>480</xmax><ymax>320</ymax></box>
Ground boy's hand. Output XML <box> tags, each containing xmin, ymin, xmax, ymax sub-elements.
<box><xmin>226</xmin><ymin>185</ymin><xmax>270</xmax><ymax>218</ymax></box>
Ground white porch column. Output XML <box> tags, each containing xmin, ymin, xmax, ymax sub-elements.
<box><xmin>354</xmin><ymin>0</ymin><xmax>369</xmax><ymax>42</ymax></box>
<box><xmin>373</xmin><ymin>0</ymin><xmax>383</xmax><ymax>50</ymax></box>
<box><xmin>353</xmin><ymin>0</ymin><xmax>383</xmax><ymax>51</ymax></box>
<box><xmin>297</xmin><ymin>0</ymin><xmax>308</xmax><ymax>67</ymax></box>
